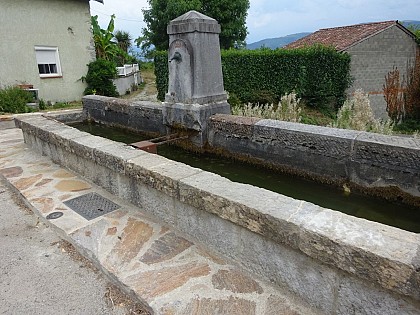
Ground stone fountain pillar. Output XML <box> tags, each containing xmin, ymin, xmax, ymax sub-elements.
<box><xmin>162</xmin><ymin>10</ymin><xmax>231</xmax><ymax>146</ymax></box>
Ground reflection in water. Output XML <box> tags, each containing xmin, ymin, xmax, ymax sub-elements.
<box><xmin>71</xmin><ymin>122</ymin><xmax>420</xmax><ymax>233</ymax></box>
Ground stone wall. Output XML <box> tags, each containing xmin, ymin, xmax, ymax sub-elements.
<box><xmin>208</xmin><ymin>114</ymin><xmax>420</xmax><ymax>201</ymax></box>
<box><xmin>83</xmin><ymin>96</ymin><xmax>420</xmax><ymax>202</ymax></box>
<box><xmin>113</xmin><ymin>72</ymin><xmax>142</xmax><ymax>96</ymax></box>
<box><xmin>15</xmin><ymin>114</ymin><xmax>420</xmax><ymax>315</ymax></box>
<box><xmin>345</xmin><ymin>25</ymin><xmax>418</xmax><ymax>119</ymax></box>
<box><xmin>83</xmin><ymin>95</ymin><xmax>166</xmax><ymax>135</ymax></box>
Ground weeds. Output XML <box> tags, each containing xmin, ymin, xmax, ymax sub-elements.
<box><xmin>232</xmin><ymin>92</ymin><xmax>301</xmax><ymax>122</ymax></box>
<box><xmin>330</xmin><ymin>89</ymin><xmax>394</xmax><ymax>134</ymax></box>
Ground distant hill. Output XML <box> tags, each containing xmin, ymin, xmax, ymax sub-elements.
<box><xmin>247</xmin><ymin>32</ymin><xmax>311</xmax><ymax>50</ymax></box>
<box><xmin>401</xmin><ymin>20</ymin><xmax>420</xmax><ymax>29</ymax></box>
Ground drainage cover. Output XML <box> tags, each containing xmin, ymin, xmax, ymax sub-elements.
<box><xmin>46</xmin><ymin>211</ymin><xmax>63</xmax><ymax>220</ymax></box>
<box><xmin>63</xmin><ymin>192</ymin><xmax>120</xmax><ymax>220</ymax></box>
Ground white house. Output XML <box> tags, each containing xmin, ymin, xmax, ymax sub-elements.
<box><xmin>0</xmin><ymin>0</ymin><xmax>103</xmax><ymax>103</ymax></box>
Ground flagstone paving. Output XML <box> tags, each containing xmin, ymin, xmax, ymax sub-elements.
<box><xmin>0</xmin><ymin>126</ymin><xmax>317</xmax><ymax>315</ymax></box>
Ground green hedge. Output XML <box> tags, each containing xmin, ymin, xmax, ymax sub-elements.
<box><xmin>154</xmin><ymin>46</ymin><xmax>352</xmax><ymax>108</ymax></box>
<box><xmin>154</xmin><ymin>52</ymin><xmax>170</xmax><ymax>102</ymax></box>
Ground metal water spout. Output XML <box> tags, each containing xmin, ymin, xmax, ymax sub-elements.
<box><xmin>169</xmin><ymin>52</ymin><xmax>182</xmax><ymax>63</ymax></box>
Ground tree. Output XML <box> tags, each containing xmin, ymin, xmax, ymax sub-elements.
<box><xmin>140</xmin><ymin>0</ymin><xmax>249</xmax><ymax>51</ymax></box>
<box><xmin>91</xmin><ymin>16</ymin><xmax>136</xmax><ymax>65</ymax></box>
<box><xmin>407</xmin><ymin>25</ymin><xmax>420</xmax><ymax>44</ymax></box>
<box><xmin>202</xmin><ymin>0</ymin><xmax>249</xmax><ymax>49</ymax></box>
<box><xmin>91</xmin><ymin>15</ymin><xmax>120</xmax><ymax>61</ymax></box>
<box><xmin>114</xmin><ymin>30</ymin><xmax>132</xmax><ymax>53</ymax></box>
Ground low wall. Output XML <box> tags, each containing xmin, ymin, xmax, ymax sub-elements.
<box><xmin>83</xmin><ymin>95</ymin><xmax>165</xmax><ymax>135</ymax></box>
<box><xmin>113</xmin><ymin>71</ymin><xmax>142</xmax><ymax>96</ymax></box>
<box><xmin>83</xmin><ymin>95</ymin><xmax>420</xmax><ymax>204</ymax></box>
<box><xmin>208</xmin><ymin>115</ymin><xmax>420</xmax><ymax>203</ymax></box>
<box><xmin>15</xmin><ymin>114</ymin><xmax>420</xmax><ymax>315</ymax></box>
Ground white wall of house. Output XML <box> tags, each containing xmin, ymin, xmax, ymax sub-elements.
<box><xmin>0</xmin><ymin>0</ymin><xmax>96</xmax><ymax>102</ymax></box>
<box><xmin>345</xmin><ymin>25</ymin><xmax>418</xmax><ymax>119</ymax></box>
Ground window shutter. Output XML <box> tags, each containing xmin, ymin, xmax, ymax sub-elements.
<box><xmin>35</xmin><ymin>49</ymin><xmax>57</xmax><ymax>64</ymax></box>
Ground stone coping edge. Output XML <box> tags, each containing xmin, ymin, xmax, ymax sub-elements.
<box><xmin>15</xmin><ymin>114</ymin><xmax>420</xmax><ymax>302</ymax></box>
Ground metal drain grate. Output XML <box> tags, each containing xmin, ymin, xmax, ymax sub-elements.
<box><xmin>63</xmin><ymin>192</ymin><xmax>120</xmax><ymax>220</ymax></box>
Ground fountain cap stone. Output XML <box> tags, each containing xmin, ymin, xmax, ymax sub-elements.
<box><xmin>167</xmin><ymin>10</ymin><xmax>221</xmax><ymax>35</ymax></box>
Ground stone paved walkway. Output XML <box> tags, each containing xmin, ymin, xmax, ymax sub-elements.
<box><xmin>0</xmin><ymin>126</ymin><xmax>317</xmax><ymax>315</ymax></box>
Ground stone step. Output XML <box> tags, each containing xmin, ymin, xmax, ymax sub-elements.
<box><xmin>0</xmin><ymin>127</ymin><xmax>317</xmax><ymax>315</ymax></box>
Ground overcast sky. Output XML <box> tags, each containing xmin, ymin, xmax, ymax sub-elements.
<box><xmin>90</xmin><ymin>0</ymin><xmax>420</xmax><ymax>44</ymax></box>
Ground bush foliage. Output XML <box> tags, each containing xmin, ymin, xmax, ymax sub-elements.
<box><xmin>232</xmin><ymin>92</ymin><xmax>301</xmax><ymax>122</ymax></box>
<box><xmin>154</xmin><ymin>46</ymin><xmax>352</xmax><ymax>108</ymax></box>
<box><xmin>331</xmin><ymin>89</ymin><xmax>393</xmax><ymax>135</ymax></box>
<box><xmin>83</xmin><ymin>58</ymin><xmax>118</xmax><ymax>97</ymax></box>
<box><xmin>0</xmin><ymin>86</ymin><xmax>33</xmax><ymax>113</ymax></box>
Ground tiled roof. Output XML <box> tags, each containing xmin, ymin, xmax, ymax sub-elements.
<box><xmin>285</xmin><ymin>21</ymin><xmax>410</xmax><ymax>51</ymax></box>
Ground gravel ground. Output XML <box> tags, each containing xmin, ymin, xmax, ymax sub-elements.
<box><xmin>0</xmin><ymin>180</ymin><xmax>146</xmax><ymax>315</ymax></box>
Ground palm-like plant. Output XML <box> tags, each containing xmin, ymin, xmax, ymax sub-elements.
<box><xmin>91</xmin><ymin>14</ymin><xmax>120</xmax><ymax>61</ymax></box>
<box><xmin>114</xmin><ymin>30</ymin><xmax>132</xmax><ymax>53</ymax></box>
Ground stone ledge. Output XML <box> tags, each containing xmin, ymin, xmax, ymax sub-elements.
<box><xmin>15</xmin><ymin>115</ymin><xmax>420</xmax><ymax>311</ymax></box>
<box><xmin>209</xmin><ymin>114</ymin><xmax>420</xmax><ymax>198</ymax></box>
<box><xmin>83</xmin><ymin>95</ymin><xmax>165</xmax><ymax>135</ymax></box>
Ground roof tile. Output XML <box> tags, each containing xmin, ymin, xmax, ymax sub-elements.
<box><xmin>285</xmin><ymin>21</ymin><xmax>398</xmax><ymax>51</ymax></box>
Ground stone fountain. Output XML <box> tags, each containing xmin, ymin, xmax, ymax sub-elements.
<box><xmin>162</xmin><ymin>10</ymin><xmax>231</xmax><ymax>146</ymax></box>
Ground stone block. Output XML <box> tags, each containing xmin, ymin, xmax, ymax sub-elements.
<box><xmin>125</xmin><ymin>153</ymin><xmax>201</xmax><ymax>198</ymax></box>
<box><xmin>163</xmin><ymin>101</ymin><xmax>230</xmax><ymax>146</ymax></box>
<box><xmin>128</xmin><ymin>102</ymin><xmax>165</xmax><ymax>134</ymax></box>
<box><xmin>93</xmin><ymin>142</ymin><xmax>146</xmax><ymax>173</ymax></box>
<box><xmin>67</xmin><ymin>134</ymin><xmax>115</xmax><ymax>160</ymax></box>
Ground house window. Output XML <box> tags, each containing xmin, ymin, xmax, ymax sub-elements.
<box><xmin>34</xmin><ymin>46</ymin><xmax>62</xmax><ymax>77</ymax></box>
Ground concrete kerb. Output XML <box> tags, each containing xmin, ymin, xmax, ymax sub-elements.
<box><xmin>13</xmin><ymin>114</ymin><xmax>420</xmax><ymax>314</ymax></box>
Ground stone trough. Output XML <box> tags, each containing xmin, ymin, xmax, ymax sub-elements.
<box><xmin>13</xmin><ymin>108</ymin><xmax>420</xmax><ymax>315</ymax></box>
<box><xmin>9</xmin><ymin>9</ymin><xmax>420</xmax><ymax>314</ymax></box>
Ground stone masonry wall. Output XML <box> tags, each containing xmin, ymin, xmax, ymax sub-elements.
<box><xmin>208</xmin><ymin>114</ymin><xmax>420</xmax><ymax>201</ymax></box>
<box><xmin>83</xmin><ymin>96</ymin><xmax>420</xmax><ymax>201</ymax></box>
<box><xmin>346</xmin><ymin>25</ymin><xmax>418</xmax><ymax>119</ymax></box>
<box><xmin>15</xmin><ymin>114</ymin><xmax>420</xmax><ymax>315</ymax></box>
<box><xmin>83</xmin><ymin>95</ymin><xmax>166</xmax><ymax>136</ymax></box>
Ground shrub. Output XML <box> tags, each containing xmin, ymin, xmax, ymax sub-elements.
<box><xmin>383</xmin><ymin>55</ymin><xmax>420</xmax><ymax>123</ymax></box>
<box><xmin>383</xmin><ymin>66</ymin><xmax>405</xmax><ymax>123</ymax></box>
<box><xmin>404</xmin><ymin>53</ymin><xmax>420</xmax><ymax>120</ymax></box>
<box><xmin>393</xmin><ymin>119</ymin><xmax>420</xmax><ymax>134</ymax></box>
<box><xmin>232</xmin><ymin>92</ymin><xmax>301</xmax><ymax>122</ymax></box>
<box><xmin>154</xmin><ymin>46</ymin><xmax>352</xmax><ymax>108</ymax></box>
<box><xmin>331</xmin><ymin>89</ymin><xmax>393</xmax><ymax>134</ymax></box>
<box><xmin>0</xmin><ymin>86</ymin><xmax>32</xmax><ymax>113</ymax></box>
<box><xmin>82</xmin><ymin>58</ymin><xmax>118</xmax><ymax>97</ymax></box>
<box><xmin>154</xmin><ymin>52</ymin><xmax>169</xmax><ymax>101</ymax></box>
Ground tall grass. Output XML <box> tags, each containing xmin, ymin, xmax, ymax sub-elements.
<box><xmin>232</xmin><ymin>92</ymin><xmax>301</xmax><ymax>122</ymax></box>
<box><xmin>330</xmin><ymin>89</ymin><xmax>394</xmax><ymax>135</ymax></box>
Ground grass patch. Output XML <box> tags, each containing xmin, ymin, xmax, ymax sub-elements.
<box><xmin>300</xmin><ymin>105</ymin><xmax>335</xmax><ymax>126</ymax></box>
<box><xmin>39</xmin><ymin>100</ymin><xmax>82</xmax><ymax>111</ymax></box>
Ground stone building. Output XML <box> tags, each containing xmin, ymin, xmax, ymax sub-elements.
<box><xmin>0</xmin><ymin>0</ymin><xmax>103</xmax><ymax>103</ymax></box>
<box><xmin>286</xmin><ymin>21</ymin><xmax>419</xmax><ymax>118</ymax></box>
